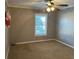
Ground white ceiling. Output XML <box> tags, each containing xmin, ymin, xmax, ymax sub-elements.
<box><xmin>7</xmin><ymin>0</ymin><xmax>74</xmax><ymax>10</ymax></box>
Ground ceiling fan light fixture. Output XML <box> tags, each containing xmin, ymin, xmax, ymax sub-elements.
<box><xmin>46</xmin><ymin>6</ymin><xmax>55</xmax><ymax>12</ymax></box>
<box><xmin>51</xmin><ymin>7</ymin><xmax>55</xmax><ymax>11</ymax></box>
<box><xmin>47</xmin><ymin>1</ymin><xmax>51</xmax><ymax>6</ymax></box>
<box><xmin>46</xmin><ymin>7</ymin><xmax>51</xmax><ymax>12</ymax></box>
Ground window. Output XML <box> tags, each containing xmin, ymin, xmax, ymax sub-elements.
<box><xmin>35</xmin><ymin>14</ymin><xmax>47</xmax><ymax>36</ymax></box>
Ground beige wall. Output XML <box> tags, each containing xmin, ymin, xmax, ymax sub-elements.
<box><xmin>5</xmin><ymin>27</ymin><xmax>9</xmax><ymax>59</ymax></box>
<box><xmin>5</xmin><ymin>2</ymin><xmax>10</xmax><ymax>59</ymax></box>
<box><xmin>57</xmin><ymin>7</ymin><xmax>74</xmax><ymax>47</ymax></box>
<box><xmin>9</xmin><ymin>7</ymin><xmax>57</xmax><ymax>43</ymax></box>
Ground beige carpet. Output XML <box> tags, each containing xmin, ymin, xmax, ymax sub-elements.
<box><xmin>8</xmin><ymin>40</ymin><xmax>74</xmax><ymax>59</ymax></box>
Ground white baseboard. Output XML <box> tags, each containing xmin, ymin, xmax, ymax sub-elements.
<box><xmin>16</xmin><ymin>39</ymin><xmax>56</xmax><ymax>44</ymax></box>
<box><xmin>6</xmin><ymin>46</ymin><xmax>10</xmax><ymax>59</ymax></box>
<box><xmin>56</xmin><ymin>40</ymin><xmax>74</xmax><ymax>49</ymax></box>
<box><xmin>15</xmin><ymin>39</ymin><xmax>74</xmax><ymax>49</ymax></box>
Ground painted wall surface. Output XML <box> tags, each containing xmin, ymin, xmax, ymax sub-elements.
<box><xmin>5</xmin><ymin>27</ymin><xmax>9</xmax><ymax>59</ymax></box>
<box><xmin>57</xmin><ymin>7</ymin><xmax>74</xmax><ymax>47</ymax></box>
<box><xmin>5</xmin><ymin>2</ymin><xmax>10</xmax><ymax>59</ymax></box>
<box><xmin>9</xmin><ymin>7</ymin><xmax>57</xmax><ymax>43</ymax></box>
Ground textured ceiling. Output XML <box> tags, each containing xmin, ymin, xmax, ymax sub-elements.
<box><xmin>7</xmin><ymin>0</ymin><xmax>74</xmax><ymax>10</ymax></box>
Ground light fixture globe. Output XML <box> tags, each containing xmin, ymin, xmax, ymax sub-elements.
<box><xmin>51</xmin><ymin>7</ymin><xmax>55</xmax><ymax>11</ymax></box>
<box><xmin>46</xmin><ymin>7</ymin><xmax>51</xmax><ymax>12</ymax></box>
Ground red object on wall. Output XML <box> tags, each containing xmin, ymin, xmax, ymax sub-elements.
<box><xmin>5</xmin><ymin>11</ymin><xmax>11</xmax><ymax>28</ymax></box>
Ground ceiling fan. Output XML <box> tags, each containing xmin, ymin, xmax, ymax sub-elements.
<box><xmin>24</xmin><ymin>0</ymin><xmax>69</xmax><ymax>12</ymax></box>
<box><xmin>45</xmin><ymin>0</ymin><xmax>68</xmax><ymax>12</ymax></box>
<box><xmin>45</xmin><ymin>0</ymin><xmax>68</xmax><ymax>6</ymax></box>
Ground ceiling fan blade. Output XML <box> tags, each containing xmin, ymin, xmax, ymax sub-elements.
<box><xmin>57</xmin><ymin>4</ymin><xmax>68</xmax><ymax>6</ymax></box>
